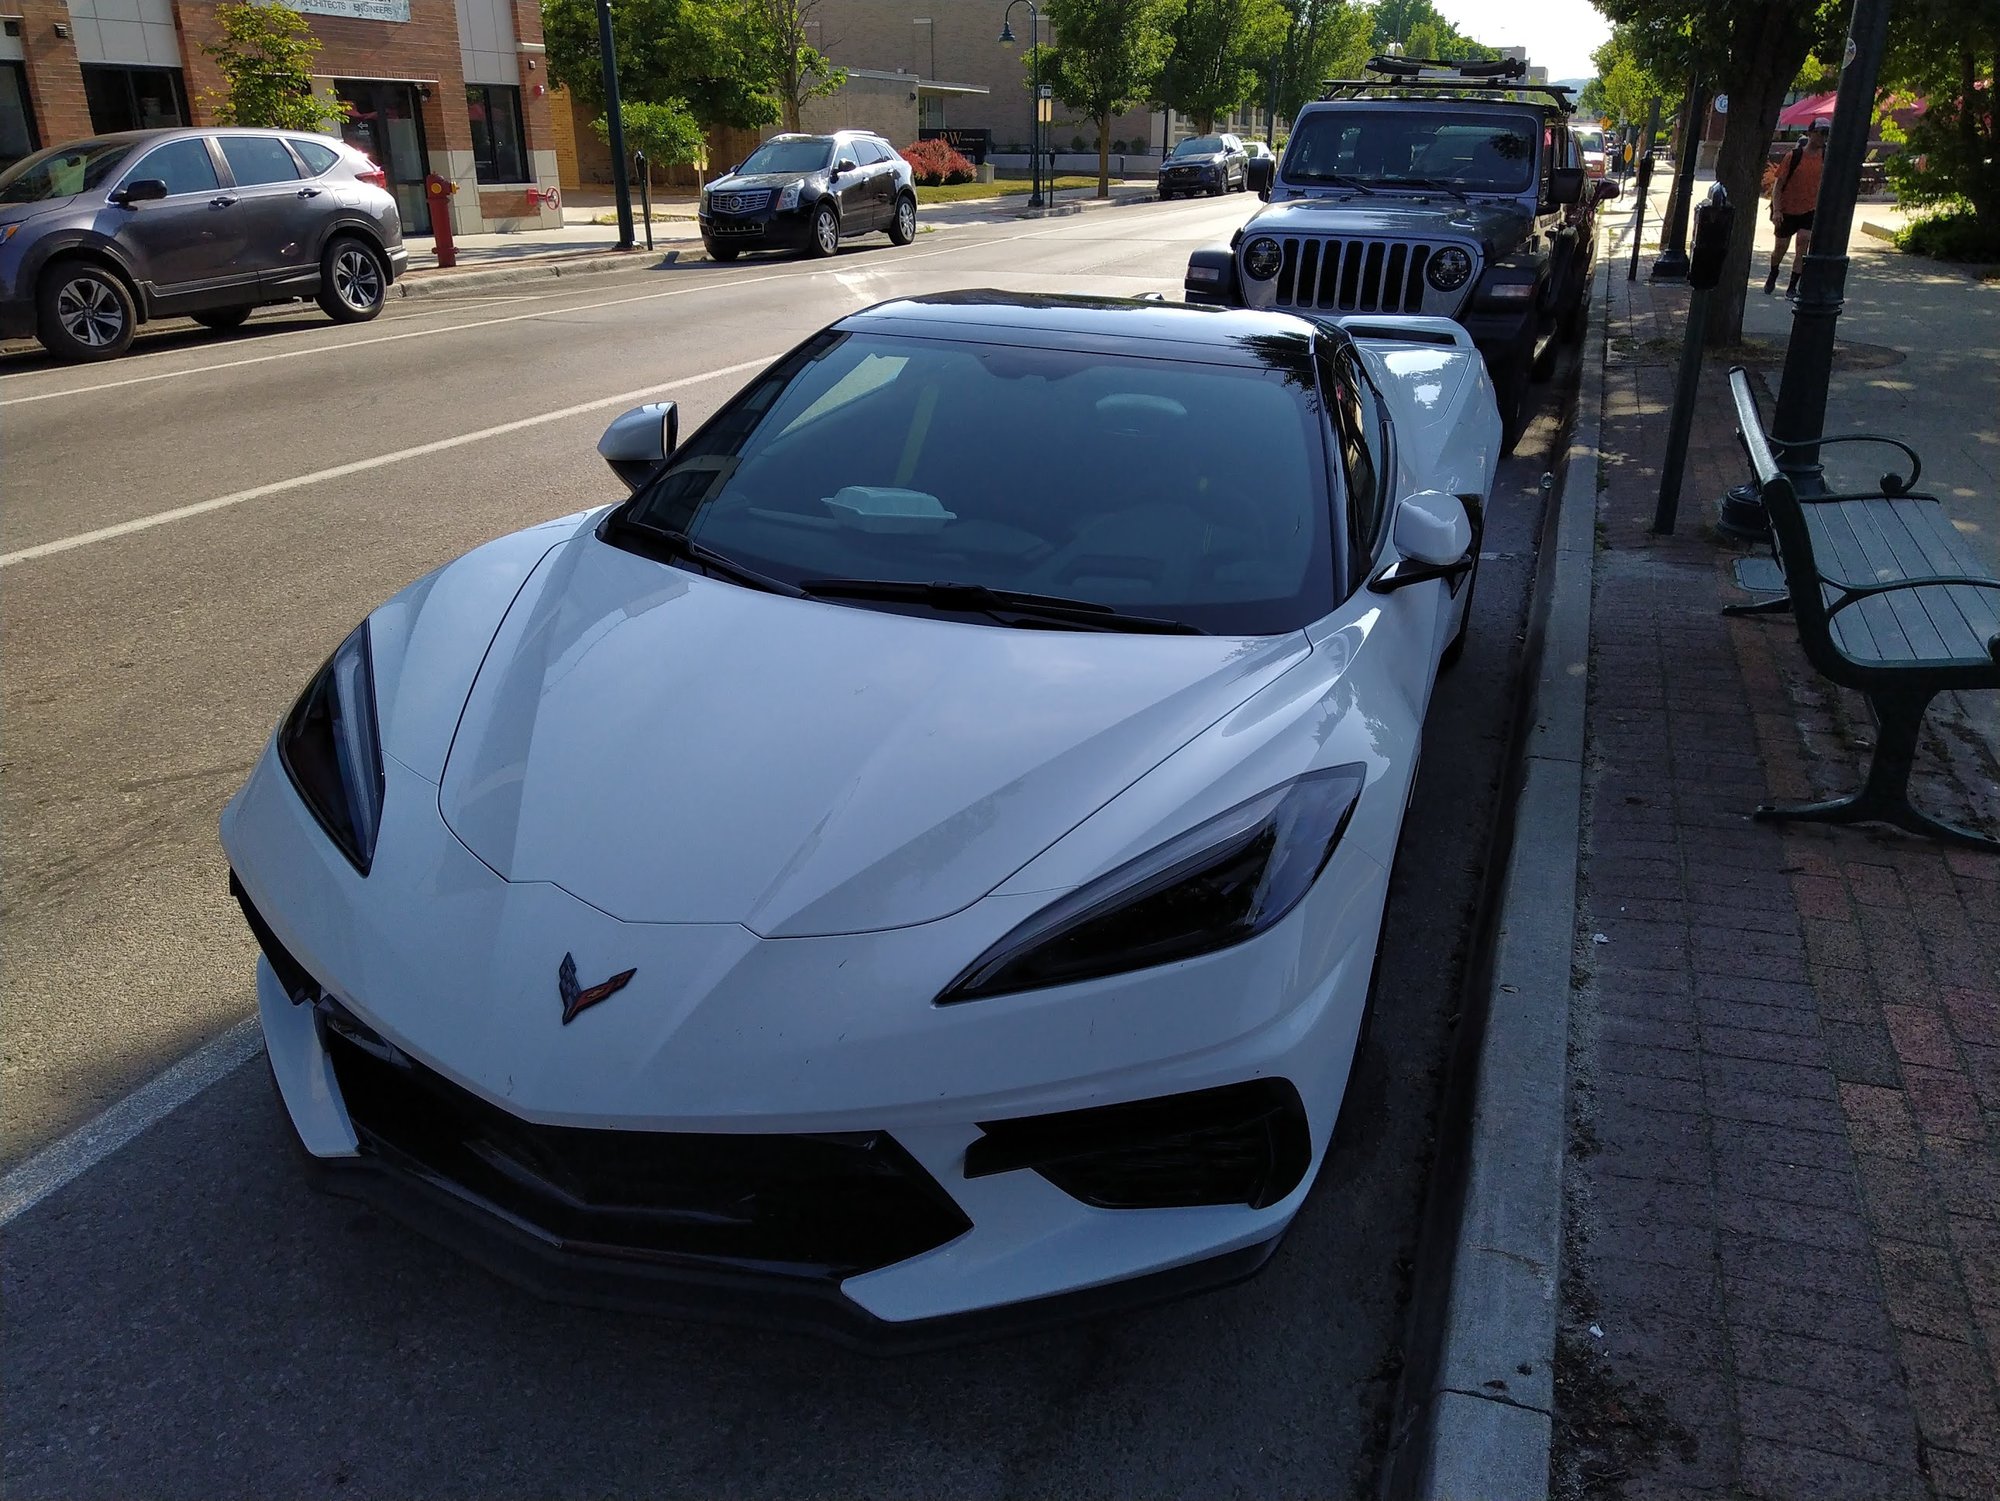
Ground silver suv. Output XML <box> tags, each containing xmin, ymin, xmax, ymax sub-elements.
<box><xmin>0</xmin><ymin>127</ymin><xmax>407</xmax><ymax>362</ymax></box>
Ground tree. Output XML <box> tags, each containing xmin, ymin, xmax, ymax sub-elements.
<box><xmin>1272</xmin><ymin>0</ymin><xmax>1374</xmax><ymax>131</ymax></box>
<box><xmin>595</xmin><ymin>99</ymin><xmax>707</xmax><ymax>188</ymax></box>
<box><xmin>1577</xmin><ymin>23</ymin><xmax>1682</xmax><ymax>128</ymax></box>
<box><xmin>1042</xmin><ymin>0</ymin><xmax>1185</xmax><ymax>197</ymax></box>
<box><xmin>1879</xmin><ymin>0</ymin><xmax>2000</xmax><ymax>250</ymax></box>
<box><xmin>1369</xmin><ymin>0</ymin><xmax>1498</xmax><ymax>62</ymax></box>
<box><xmin>1161</xmin><ymin>0</ymin><xmax>1290</xmax><ymax>134</ymax></box>
<box><xmin>198</xmin><ymin>2</ymin><xmax>346</xmax><ymax>132</ymax></box>
<box><xmin>542</xmin><ymin>0</ymin><xmax>779</xmax><ymax>132</ymax></box>
<box><xmin>1599</xmin><ymin>0</ymin><xmax>1844</xmax><ymax>345</ymax></box>
<box><xmin>754</xmin><ymin>0</ymin><xmax>847</xmax><ymax>133</ymax></box>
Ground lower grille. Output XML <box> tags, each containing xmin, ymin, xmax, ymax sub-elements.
<box><xmin>318</xmin><ymin>1003</ymin><xmax>971</xmax><ymax>1279</ymax></box>
<box><xmin>1272</xmin><ymin>237</ymin><xmax>1438</xmax><ymax>313</ymax></box>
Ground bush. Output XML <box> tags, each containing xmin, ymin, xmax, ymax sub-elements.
<box><xmin>1894</xmin><ymin>207</ymin><xmax>2000</xmax><ymax>263</ymax></box>
<box><xmin>1111</xmin><ymin>138</ymin><xmax>1129</xmax><ymax>153</ymax></box>
<box><xmin>1070</xmin><ymin>134</ymin><xmax>1086</xmax><ymax>151</ymax></box>
<box><xmin>901</xmin><ymin>138</ymin><xmax>975</xmax><ymax>187</ymax></box>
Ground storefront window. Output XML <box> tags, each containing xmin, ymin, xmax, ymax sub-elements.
<box><xmin>467</xmin><ymin>84</ymin><xmax>528</xmax><ymax>184</ymax></box>
<box><xmin>2</xmin><ymin>62</ymin><xmax>39</xmax><ymax>173</ymax></box>
<box><xmin>82</xmin><ymin>66</ymin><xmax>188</xmax><ymax>135</ymax></box>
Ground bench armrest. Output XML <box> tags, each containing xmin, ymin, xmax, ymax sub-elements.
<box><xmin>1824</xmin><ymin>573</ymin><xmax>2000</xmax><ymax>618</ymax></box>
<box><xmin>1767</xmin><ymin>433</ymin><xmax>1922</xmax><ymax>496</ymax></box>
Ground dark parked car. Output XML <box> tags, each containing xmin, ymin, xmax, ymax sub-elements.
<box><xmin>700</xmin><ymin>131</ymin><xmax>918</xmax><ymax>261</ymax></box>
<box><xmin>1158</xmin><ymin>134</ymin><xmax>1249</xmax><ymax>198</ymax></box>
<box><xmin>0</xmin><ymin>126</ymin><xmax>405</xmax><ymax>362</ymax></box>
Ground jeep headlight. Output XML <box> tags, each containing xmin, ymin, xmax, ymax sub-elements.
<box><xmin>777</xmin><ymin>181</ymin><xmax>804</xmax><ymax>212</ymax></box>
<box><xmin>1243</xmin><ymin>237</ymin><xmax>1283</xmax><ymax>280</ymax></box>
<box><xmin>1427</xmin><ymin>246</ymin><xmax>1473</xmax><ymax>292</ymax></box>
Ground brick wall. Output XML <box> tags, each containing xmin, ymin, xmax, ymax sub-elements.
<box><xmin>16</xmin><ymin>0</ymin><xmax>94</xmax><ymax>143</ymax></box>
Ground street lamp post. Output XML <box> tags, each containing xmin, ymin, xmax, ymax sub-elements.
<box><xmin>1771</xmin><ymin>0</ymin><xmax>1893</xmax><ymax>495</ymax></box>
<box><xmin>596</xmin><ymin>0</ymin><xmax>635</xmax><ymax>251</ymax></box>
<box><xmin>1000</xmin><ymin>1</ymin><xmax>1044</xmax><ymax>210</ymax></box>
<box><xmin>1651</xmin><ymin>77</ymin><xmax>1708</xmax><ymax>280</ymax></box>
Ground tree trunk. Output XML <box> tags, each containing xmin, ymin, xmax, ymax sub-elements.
<box><xmin>1097</xmin><ymin>112</ymin><xmax>1111</xmax><ymax>198</ymax></box>
<box><xmin>1705</xmin><ymin>3</ymin><xmax>1817</xmax><ymax>348</ymax></box>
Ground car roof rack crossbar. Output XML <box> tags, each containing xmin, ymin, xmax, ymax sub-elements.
<box><xmin>1365</xmin><ymin>54</ymin><xmax>1524</xmax><ymax>80</ymax></box>
<box><xmin>1318</xmin><ymin>75</ymin><xmax>1576</xmax><ymax>111</ymax></box>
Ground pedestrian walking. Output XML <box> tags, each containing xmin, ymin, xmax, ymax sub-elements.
<box><xmin>1764</xmin><ymin>116</ymin><xmax>1829</xmax><ymax>298</ymax></box>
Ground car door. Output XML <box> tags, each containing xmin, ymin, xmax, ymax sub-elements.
<box><xmin>105</xmin><ymin>136</ymin><xmax>251</xmax><ymax>307</ymax></box>
<box><xmin>860</xmin><ymin>139</ymin><xmax>896</xmax><ymax>224</ymax></box>
<box><xmin>215</xmin><ymin>134</ymin><xmax>319</xmax><ymax>290</ymax></box>
<box><xmin>831</xmin><ymin>140</ymin><xmax>876</xmax><ymax>230</ymax></box>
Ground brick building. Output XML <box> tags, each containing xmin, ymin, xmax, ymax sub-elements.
<box><xmin>1</xmin><ymin>0</ymin><xmax>559</xmax><ymax>234</ymax></box>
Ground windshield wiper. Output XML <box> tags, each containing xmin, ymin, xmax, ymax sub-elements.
<box><xmin>603</xmin><ymin>511</ymin><xmax>806</xmax><ymax>597</ymax></box>
<box><xmin>797</xmin><ymin>578</ymin><xmax>1207</xmax><ymax>635</ymax></box>
<box><xmin>1378</xmin><ymin>175</ymin><xmax>1469</xmax><ymax>203</ymax></box>
<box><xmin>1298</xmin><ymin>173</ymin><xmax>1376</xmax><ymax>195</ymax></box>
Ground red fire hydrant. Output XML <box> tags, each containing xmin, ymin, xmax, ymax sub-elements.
<box><xmin>425</xmin><ymin>173</ymin><xmax>458</xmax><ymax>268</ymax></box>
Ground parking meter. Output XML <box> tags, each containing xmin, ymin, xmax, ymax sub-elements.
<box><xmin>1688</xmin><ymin>182</ymin><xmax>1734</xmax><ymax>290</ymax></box>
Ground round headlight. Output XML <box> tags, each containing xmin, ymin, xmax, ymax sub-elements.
<box><xmin>1243</xmin><ymin>237</ymin><xmax>1283</xmax><ymax>280</ymax></box>
<box><xmin>1427</xmin><ymin>246</ymin><xmax>1473</xmax><ymax>292</ymax></box>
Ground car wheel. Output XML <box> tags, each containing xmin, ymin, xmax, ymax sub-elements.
<box><xmin>707</xmin><ymin>243</ymin><xmax>740</xmax><ymax>261</ymax></box>
<box><xmin>317</xmin><ymin>236</ymin><xmax>386</xmax><ymax>323</ymax></box>
<box><xmin>1557</xmin><ymin>286</ymin><xmax>1588</xmax><ymax>344</ymax></box>
<box><xmin>806</xmin><ymin>202</ymin><xmax>840</xmax><ymax>258</ymax></box>
<box><xmin>1495</xmin><ymin>333</ymin><xmax>1535</xmax><ymax>454</ymax></box>
<box><xmin>35</xmin><ymin>261</ymin><xmax>136</xmax><ymax>362</ymax></box>
<box><xmin>1440</xmin><ymin>553</ymin><xmax>1480</xmax><ymax>669</ymax></box>
<box><xmin>1207</xmin><ymin>180</ymin><xmax>1225</xmax><ymax>196</ymax></box>
<box><xmin>888</xmin><ymin>193</ymin><xmax>917</xmax><ymax>246</ymax></box>
<box><xmin>1159</xmin><ymin>189</ymin><xmax>1175</xmax><ymax>200</ymax></box>
<box><xmin>193</xmin><ymin>306</ymin><xmax>253</xmax><ymax>333</ymax></box>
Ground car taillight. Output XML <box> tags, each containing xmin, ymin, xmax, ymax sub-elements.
<box><xmin>357</xmin><ymin>160</ymin><xmax>388</xmax><ymax>187</ymax></box>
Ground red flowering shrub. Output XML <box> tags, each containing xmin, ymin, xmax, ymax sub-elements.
<box><xmin>901</xmin><ymin>139</ymin><xmax>976</xmax><ymax>186</ymax></box>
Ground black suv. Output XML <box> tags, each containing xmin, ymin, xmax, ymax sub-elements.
<box><xmin>1185</xmin><ymin>57</ymin><xmax>1619</xmax><ymax>447</ymax></box>
<box><xmin>701</xmin><ymin>132</ymin><xmax>918</xmax><ymax>261</ymax></box>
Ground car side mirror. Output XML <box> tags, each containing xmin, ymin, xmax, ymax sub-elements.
<box><xmin>835</xmin><ymin>157</ymin><xmax>858</xmax><ymax>175</ymax></box>
<box><xmin>111</xmin><ymin>178</ymin><xmax>168</xmax><ymax>207</ymax></box>
<box><xmin>1592</xmin><ymin>177</ymin><xmax>1622</xmax><ymax>204</ymax></box>
<box><xmin>1247</xmin><ymin>157</ymin><xmax>1275</xmax><ymax>199</ymax></box>
<box><xmin>1370</xmin><ymin>490</ymin><xmax>1474</xmax><ymax>592</ymax></box>
<box><xmin>597</xmin><ymin>401</ymin><xmax>679</xmax><ymax>492</ymax></box>
<box><xmin>1548</xmin><ymin>166</ymin><xmax>1584</xmax><ymax>206</ymax></box>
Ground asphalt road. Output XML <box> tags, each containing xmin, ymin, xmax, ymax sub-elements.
<box><xmin>1</xmin><ymin>195</ymin><xmax>1576</xmax><ymax>1499</ymax></box>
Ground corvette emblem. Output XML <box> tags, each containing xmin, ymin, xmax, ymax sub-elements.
<box><xmin>558</xmin><ymin>952</ymin><xmax>637</xmax><ymax>1025</ymax></box>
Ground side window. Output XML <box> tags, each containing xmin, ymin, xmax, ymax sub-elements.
<box><xmin>290</xmin><ymin>139</ymin><xmax>340</xmax><ymax>176</ymax></box>
<box><xmin>125</xmin><ymin>138</ymin><xmax>220</xmax><ymax>196</ymax></box>
<box><xmin>220</xmin><ymin>135</ymin><xmax>302</xmax><ymax>186</ymax></box>
<box><xmin>1326</xmin><ymin>349</ymin><xmax>1387</xmax><ymax>574</ymax></box>
<box><xmin>858</xmin><ymin>140</ymin><xmax>891</xmax><ymax>166</ymax></box>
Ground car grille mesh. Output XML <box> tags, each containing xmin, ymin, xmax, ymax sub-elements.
<box><xmin>1273</xmin><ymin>237</ymin><xmax>1436</xmax><ymax>313</ymax></box>
<box><xmin>709</xmin><ymin>190</ymin><xmax>771</xmax><ymax>214</ymax></box>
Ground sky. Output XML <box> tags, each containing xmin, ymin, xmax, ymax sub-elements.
<box><xmin>1432</xmin><ymin>0</ymin><xmax>1613</xmax><ymax>82</ymax></box>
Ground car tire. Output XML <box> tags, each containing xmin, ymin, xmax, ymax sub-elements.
<box><xmin>707</xmin><ymin>243</ymin><xmax>740</xmax><ymax>261</ymax></box>
<box><xmin>1495</xmin><ymin>331</ymin><xmax>1535</xmax><ymax>454</ymax></box>
<box><xmin>317</xmin><ymin>236</ymin><xmax>387</xmax><ymax>324</ymax></box>
<box><xmin>1159</xmin><ymin>189</ymin><xmax>1175</xmax><ymax>200</ymax></box>
<box><xmin>1207</xmin><ymin>180</ymin><xmax>1225</xmax><ymax>196</ymax></box>
<box><xmin>806</xmin><ymin>202</ymin><xmax>840</xmax><ymax>259</ymax></box>
<box><xmin>1557</xmin><ymin>286</ymin><xmax>1588</xmax><ymax>344</ymax></box>
<box><xmin>1440</xmin><ymin>554</ymin><xmax>1480</xmax><ymax>670</ymax></box>
<box><xmin>35</xmin><ymin>260</ymin><xmax>136</xmax><ymax>363</ymax></box>
<box><xmin>193</xmin><ymin>306</ymin><xmax>253</xmax><ymax>333</ymax></box>
<box><xmin>888</xmin><ymin>193</ymin><xmax>917</xmax><ymax>246</ymax></box>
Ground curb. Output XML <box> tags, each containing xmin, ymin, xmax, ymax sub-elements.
<box><xmin>1400</xmin><ymin>258</ymin><xmax>1604</xmax><ymax>1501</ymax></box>
<box><xmin>394</xmin><ymin>243</ymin><xmax>704</xmax><ymax>299</ymax></box>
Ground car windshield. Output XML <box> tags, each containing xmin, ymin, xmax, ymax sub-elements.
<box><xmin>0</xmin><ymin>140</ymin><xmax>136</xmax><ymax>203</ymax></box>
<box><xmin>738</xmin><ymin>138</ymin><xmax>834</xmax><ymax>175</ymax></box>
<box><xmin>1283</xmin><ymin>108</ymin><xmax>1537</xmax><ymax>193</ymax></box>
<box><xmin>623</xmin><ymin>327</ymin><xmax>1336</xmax><ymax>634</ymax></box>
<box><xmin>1573</xmin><ymin>129</ymin><xmax>1605</xmax><ymax>153</ymax></box>
<box><xmin>1172</xmin><ymin>136</ymin><xmax>1226</xmax><ymax>158</ymax></box>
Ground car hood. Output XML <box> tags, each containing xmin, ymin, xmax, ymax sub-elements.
<box><xmin>437</xmin><ymin>536</ymin><xmax>1310</xmax><ymax>937</ymax></box>
<box><xmin>1256</xmin><ymin>196</ymin><xmax>1533</xmax><ymax>252</ymax></box>
<box><xmin>0</xmin><ymin>194</ymin><xmax>81</xmax><ymax>226</ymax></box>
<box><xmin>709</xmin><ymin>170</ymin><xmax>822</xmax><ymax>193</ymax></box>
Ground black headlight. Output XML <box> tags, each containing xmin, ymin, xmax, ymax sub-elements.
<box><xmin>938</xmin><ymin>764</ymin><xmax>1367</xmax><ymax>1003</ymax></box>
<box><xmin>277</xmin><ymin>623</ymin><xmax>385</xmax><ymax>874</ymax></box>
<box><xmin>1243</xmin><ymin>236</ymin><xmax>1283</xmax><ymax>279</ymax></box>
<box><xmin>1426</xmin><ymin>246</ymin><xmax>1474</xmax><ymax>292</ymax></box>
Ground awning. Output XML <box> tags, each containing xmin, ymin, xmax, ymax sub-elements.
<box><xmin>917</xmin><ymin>80</ymin><xmax>991</xmax><ymax>97</ymax></box>
<box><xmin>1777</xmin><ymin>92</ymin><xmax>1837</xmax><ymax>128</ymax></box>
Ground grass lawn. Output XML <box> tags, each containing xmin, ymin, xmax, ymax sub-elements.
<box><xmin>915</xmin><ymin>174</ymin><xmax>1141</xmax><ymax>204</ymax></box>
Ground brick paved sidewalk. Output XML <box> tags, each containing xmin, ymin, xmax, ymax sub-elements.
<box><xmin>1552</xmin><ymin>271</ymin><xmax>2000</xmax><ymax>1500</ymax></box>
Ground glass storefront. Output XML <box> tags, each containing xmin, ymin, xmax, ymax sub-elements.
<box><xmin>466</xmin><ymin>84</ymin><xmax>527</xmax><ymax>184</ymax></box>
<box><xmin>82</xmin><ymin>65</ymin><xmax>188</xmax><ymax>134</ymax></box>
<box><xmin>1</xmin><ymin>61</ymin><xmax>38</xmax><ymax>172</ymax></box>
<box><xmin>335</xmin><ymin>80</ymin><xmax>430</xmax><ymax>235</ymax></box>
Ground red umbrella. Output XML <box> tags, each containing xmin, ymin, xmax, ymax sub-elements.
<box><xmin>1777</xmin><ymin>91</ymin><xmax>1839</xmax><ymax>128</ymax></box>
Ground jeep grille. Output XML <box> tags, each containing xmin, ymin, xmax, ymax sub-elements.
<box><xmin>1271</xmin><ymin>237</ymin><xmax>1440</xmax><ymax>313</ymax></box>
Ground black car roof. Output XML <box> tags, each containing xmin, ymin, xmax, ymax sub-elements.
<box><xmin>835</xmin><ymin>291</ymin><xmax>1325</xmax><ymax>366</ymax></box>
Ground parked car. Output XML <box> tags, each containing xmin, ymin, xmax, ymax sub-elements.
<box><xmin>700</xmin><ymin>131</ymin><xmax>917</xmax><ymax>261</ymax></box>
<box><xmin>1245</xmin><ymin>140</ymin><xmax>1276</xmax><ymax>167</ymax></box>
<box><xmin>221</xmin><ymin>290</ymin><xmax>1501</xmax><ymax>1347</ymax></box>
<box><xmin>1187</xmin><ymin>55</ymin><xmax>1620</xmax><ymax>449</ymax></box>
<box><xmin>1571</xmin><ymin>124</ymin><xmax>1610</xmax><ymax>178</ymax></box>
<box><xmin>0</xmin><ymin>127</ymin><xmax>406</xmax><ymax>362</ymax></box>
<box><xmin>1158</xmin><ymin>133</ymin><xmax>1249</xmax><ymax>197</ymax></box>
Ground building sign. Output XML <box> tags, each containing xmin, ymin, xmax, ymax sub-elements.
<box><xmin>921</xmin><ymin>127</ymin><xmax>990</xmax><ymax>164</ymax></box>
<box><xmin>281</xmin><ymin>0</ymin><xmax>412</xmax><ymax>22</ymax></box>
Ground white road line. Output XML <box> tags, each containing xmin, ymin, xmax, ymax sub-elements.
<box><xmin>0</xmin><ymin>224</ymin><xmax>1073</xmax><ymax>408</ymax></box>
<box><xmin>1</xmin><ymin>355</ymin><xmax>774</xmax><ymax>568</ymax></box>
<box><xmin>0</xmin><ymin>1018</ymin><xmax>263</xmax><ymax>1227</ymax></box>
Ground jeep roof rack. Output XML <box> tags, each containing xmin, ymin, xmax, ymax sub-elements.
<box><xmin>1318</xmin><ymin>54</ymin><xmax>1575</xmax><ymax>113</ymax></box>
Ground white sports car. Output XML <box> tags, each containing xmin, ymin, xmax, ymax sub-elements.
<box><xmin>221</xmin><ymin>292</ymin><xmax>1501</xmax><ymax>1346</ymax></box>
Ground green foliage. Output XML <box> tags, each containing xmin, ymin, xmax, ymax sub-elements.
<box><xmin>1879</xmin><ymin>0</ymin><xmax>1999</xmax><ymax>233</ymax></box>
<box><xmin>1040</xmin><ymin>0</ymin><xmax>1185</xmax><ymax>194</ymax></box>
<box><xmin>1368</xmin><ymin>0</ymin><xmax>1498</xmax><ymax>62</ymax></box>
<box><xmin>542</xmin><ymin>0</ymin><xmax>779</xmax><ymax>131</ymax></box>
<box><xmin>593</xmin><ymin>99</ymin><xmax>706</xmax><ymax>179</ymax></box>
<box><xmin>1159</xmin><ymin>0</ymin><xmax>1289</xmax><ymax>133</ymax></box>
<box><xmin>198</xmin><ymin>3</ymin><xmax>346</xmax><ymax>132</ymax></box>
<box><xmin>1272</xmin><ymin>0</ymin><xmax>1373</xmax><ymax>125</ymax></box>
<box><xmin>754</xmin><ymin>0</ymin><xmax>844</xmax><ymax>132</ymax></box>
<box><xmin>1894</xmin><ymin>206</ymin><xmax>2000</xmax><ymax>262</ymax></box>
<box><xmin>1577</xmin><ymin>23</ymin><xmax>1681</xmax><ymax>126</ymax></box>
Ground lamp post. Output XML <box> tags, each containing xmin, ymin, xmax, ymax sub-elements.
<box><xmin>1000</xmin><ymin>1</ymin><xmax>1044</xmax><ymax>209</ymax></box>
<box><xmin>596</xmin><ymin>0</ymin><xmax>635</xmax><ymax>250</ymax></box>
<box><xmin>1650</xmin><ymin>77</ymin><xmax>1708</xmax><ymax>280</ymax></box>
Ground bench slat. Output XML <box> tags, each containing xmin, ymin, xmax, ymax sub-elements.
<box><xmin>1857</xmin><ymin>499</ymin><xmax>1999</xmax><ymax>660</ymax></box>
<box><xmin>1835</xmin><ymin>502</ymin><xmax>1961</xmax><ymax>662</ymax></box>
<box><xmin>1804</xmin><ymin>504</ymin><xmax>1908</xmax><ymax>663</ymax></box>
<box><xmin>1898</xmin><ymin>501</ymin><xmax>2000</xmax><ymax>651</ymax></box>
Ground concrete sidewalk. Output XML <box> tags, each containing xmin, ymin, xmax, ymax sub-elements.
<box><xmin>1548</xmin><ymin>252</ymin><xmax>2000</xmax><ymax>1498</ymax></box>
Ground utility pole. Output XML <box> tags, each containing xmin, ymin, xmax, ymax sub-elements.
<box><xmin>1771</xmin><ymin>0</ymin><xmax>1893</xmax><ymax>494</ymax></box>
<box><xmin>596</xmin><ymin>0</ymin><xmax>635</xmax><ymax>250</ymax></box>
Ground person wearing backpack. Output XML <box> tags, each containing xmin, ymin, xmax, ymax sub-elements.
<box><xmin>1764</xmin><ymin>118</ymin><xmax>1829</xmax><ymax>298</ymax></box>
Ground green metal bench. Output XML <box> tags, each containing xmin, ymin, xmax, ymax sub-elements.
<box><xmin>1727</xmin><ymin>366</ymin><xmax>2000</xmax><ymax>851</ymax></box>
